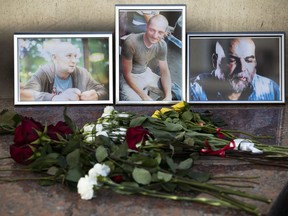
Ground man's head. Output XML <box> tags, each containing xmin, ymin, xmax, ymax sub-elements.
<box><xmin>145</xmin><ymin>14</ymin><xmax>168</xmax><ymax>45</ymax></box>
<box><xmin>48</xmin><ymin>41</ymin><xmax>81</xmax><ymax>76</ymax></box>
<box><xmin>213</xmin><ymin>38</ymin><xmax>257</xmax><ymax>93</ymax></box>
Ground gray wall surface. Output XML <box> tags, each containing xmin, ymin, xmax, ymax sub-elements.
<box><xmin>0</xmin><ymin>0</ymin><xmax>287</xmax><ymax>99</ymax></box>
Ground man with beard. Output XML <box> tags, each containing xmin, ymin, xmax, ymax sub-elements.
<box><xmin>22</xmin><ymin>41</ymin><xmax>107</xmax><ymax>101</ymax></box>
<box><xmin>190</xmin><ymin>38</ymin><xmax>280</xmax><ymax>101</ymax></box>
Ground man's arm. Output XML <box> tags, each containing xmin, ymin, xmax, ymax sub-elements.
<box><xmin>159</xmin><ymin>60</ymin><xmax>172</xmax><ymax>101</ymax></box>
<box><xmin>122</xmin><ymin>56</ymin><xmax>152</xmax><ymax>101</ymax></box>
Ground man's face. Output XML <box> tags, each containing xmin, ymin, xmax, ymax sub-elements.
<box><xmin>227</xmin><ymin>38</ymin><xmax>257</xmax><ymax>92</ymax></box>
<box><xmin>216</xmin><ymin>38</ymin><xmax>257</xmax><ymax>93</ymax></box>
<box><xmin>53</xmin><ymin>45</ymin><xmax>79</xmax><ymax>75</ymax></box>
<box><xmin>145</xmin><ymin>18</ymin><xmax>167</xmax><ymax>44</ymax></box>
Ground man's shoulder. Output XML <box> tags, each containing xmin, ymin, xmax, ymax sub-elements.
<box><xmin>193</xmin><ymin>72</ymin><xmax>216</xmax><ymax>82</ymax></box>
<box><xmin>34</xmin><ymin>63</ymin><xmax>54</xmax><ymax>78</ymax></box>
<box><xmin>125</xmin><ymin>33</ymin><xmax>143</xmax><ymax>42</ymax></box>
<box><xmin>75</xmin><ymin>66</ymin><xmax>89</xmax><ymax>75</ymax></box>
<box><xmin>253</xmin><ymin>74</ymin><xmax>279</xmax><ymax>86</ymax></box>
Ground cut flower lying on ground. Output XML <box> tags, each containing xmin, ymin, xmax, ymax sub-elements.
<box><xmin>1</xmin><ymin>102</ymin><xmax>288</xmax><ymax>216</ymax></box>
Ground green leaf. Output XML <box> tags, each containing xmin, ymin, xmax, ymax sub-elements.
<box><xmin>62</xmin><ymin>136</ymin><xmax>81</xmax><ymax>155</ymax></box>
<box><xmin>39</xmin><ymin>179</ymin><xmax>55</xmax><ymax>186</ymax></box>
<box><xmin>57</xmin><ymin>156</ymin><xmax>67</xmax><ymax>169</ymax></box>
<box><xmin>132</xmin><ymin>167</ymin><xmax>151</xmax><ymax>185</ymax></box>
<box><xmin>178</xmin><ymin>158</ymin><xmax>193</xmax><ymax>170</ymax></box>
<box><xmin>66</xmin><ymin>149</ymin><xmax>80</xmax><ymax>168</ymax></box>
<box><xmin>178</xmin><ymin>184</ymin><xmax>193</xmax><ymax>192</ymax></box>
<box><xmin>164</xmin><ymin>122</ymin><xmax>183</xmax><ymax>131</ymax></box>
<box><xmin>111</xmin><ymin>142</ymin><xmax>128</xmax><ymax>158</ymax></box>
<box><xmin>47</xmin><ymin>166</ymin><xmax>59</xmax><ymax>176</ymax></box>
<box><xmin>65</xmin><ymin>167</ymin><xmax>83</xmax><ymax>182</ymax></box>
<box><xmin>0</xmin><ymin>109</ymin><xmax>22</xmax><ymax>134</ymax></box>
<box><xmin>185</xmin><ymin>130</ymin><xmax>215</xmax><ymax>138</ymax></box>
<box><xmin>187</xmin><ymin>171</ymin><xmax>211</xmax><ymax>182</ymax></box>
<box><xmin>130</xmin><ymin>116</ymin><xmax>148</xmax><ymax>127</ymax></box>
<box><xmin>184</xmin><ymin>137</ymin><xmax>195</xmax><ymax>146</ymax></box>
<box><xmin>113</xmin><ymin>182</ymin><xmax>139</xmax><ymax>195</ymax></box>
<box><xmin>96</xmin><ymin>145</ymin><xmax>108</xmax><ymax>162</ymax></box>
<box><xmin>28</xmin><ymin>156</ymin><xmax>58</xmax><ymax>171</ymax></box>
<box><xmin>181</xmin><ymin>110</ymin><xmax>193</xmax><ymax>121</ymax></box>
<box><xmin>157</xmin><ymin>171</ymin><xmax>172</xmax><ymax>182</ymax></box>
<box><xmin>175</xmin><ymin>131</ymin><xmax>185</xmax><ymax>141</ymax></box>
<box><xmin>166</xmin><ymin>156</ymin><xmax>177</xmax><ymax>173</ymax></box>
<box><xmin>129</xmin><ymin>154</ymin><xmax>158</xmax><ymax>168</ymax></box>
<box><xmin>147</xmin><ymin>128</ymin><xmax>175</xmax><ymax>141</ymax></box>
<box><xmin>63</xmin><ymin>107</ymin><xmax>78</xmax><ymax>133</ymax></box>
<box><xmin>161</xmin><ymin>182</ymin><xmax>177</xmax><ymax>192</ymax></box>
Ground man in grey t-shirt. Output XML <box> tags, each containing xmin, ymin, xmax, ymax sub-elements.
<box><xmin>120</xmin><ymin>14</ymin><xmax>172</xmax><ymax>101</ymax></box>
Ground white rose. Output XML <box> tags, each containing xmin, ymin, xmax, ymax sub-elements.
<box><xmin>77</xmin><ymin>175</ymin><xmax>96</xmax><ymax>200</ymax></box>
<box><xmin>102</xmin><ymin>106</ymin><xmax>115</xmax><ymax>117</ymax></box>
<box><xmin>83</xmin><ymin>124</ymin><xmax>96</xmax><ymax>133</ymax></box>
<box><xmin>85</xmin><ymin>135</ymin><xmax>95</xmax><ymax>143</ymax></box>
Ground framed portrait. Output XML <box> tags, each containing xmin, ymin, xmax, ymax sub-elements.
<box><xmin>115</xmin><ymin>4</ymin><xmax>186</xmax><ymax>104</ymax></box>
<box><xmin>14</xmin><ymin>33</ymin><xmax>113</xmax><ymax>105</ymax></box>
<box><xmin>187</xmin><ymin>32</ymin><xmax>285</xmax><ymax>104</ymax></box>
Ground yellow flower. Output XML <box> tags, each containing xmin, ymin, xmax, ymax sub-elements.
<box><xmin>152</xmin><ymin>110</ymin><xmax>161</xmax><ymax>118</ymax></box>
<box><xmin>160</xmin><ymin>107</ymin><xmax>173</xmax><ymax>114</ymax></box>
<box><xmin>171</xmin><ymin>101</ymin><xmax>187</xmax><ymax>112</ymax></box>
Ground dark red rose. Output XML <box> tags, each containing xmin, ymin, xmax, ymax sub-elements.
<box><xmin>10</xmin><ymin>144</ymin><xmax>34</xmax><ymax>165</ymax></box>
<box><xmin>125</xmin><ymin>126</ymin><xmax>150</xmax><ymax>150</ymax></box>
<box><xmin>47</xmin><ymin>121</ymin><xmax>73</xmax><ymax>141</ymax></box>
<box><xmin>111</xmin><ymin>175</ymin><xmax>124</xmax><ymax>183</ymax></box>
<box><xmin>14</xmin><ymin>117</ymin><xmax>44</xmax><ymax>146</ymax></box>
<box><xmin>215</xmin><ymin>128</ymin><xmax>225</xmax><ymax>139</ymax></box>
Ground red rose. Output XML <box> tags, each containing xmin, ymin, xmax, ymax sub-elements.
<box><xmin>47</xmin><ymin>121</ymin><xmax>73</xmax><ymax>141</ymax></box>
<box><xmin>111</xmin><ymin>175</ymin><xmax>124</xmax><ymax>183</ymax></box>
<box><xmin>10</xmin><ymin>144</ymin><xmax>34</xmax><ymax>165</ymax></box>
<box><xmin>14</xmin><ymin>117</ymin><xmax>44</xmax><ymax>146</ymax></box>
<box><xmin>125</xmin><ymin>126</ymin><xmax>151</xmax><ymax>150</ymax></box>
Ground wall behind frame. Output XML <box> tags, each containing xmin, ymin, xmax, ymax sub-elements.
<box><xmin>0</xmin><ymin>0</ymin><xmax>287</xmax><ymax>99</ymax></box>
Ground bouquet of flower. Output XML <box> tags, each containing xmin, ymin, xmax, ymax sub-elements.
<box><xmin>2</xmin><ymin>102</ymin><xmax>288</xmax><ymax>216</ymax></box>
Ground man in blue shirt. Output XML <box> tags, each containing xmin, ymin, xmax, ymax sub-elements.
<box><xmin>190</xmin><ymin>38</ymin><xmax>280</xmax><ymax>101</ymax></box>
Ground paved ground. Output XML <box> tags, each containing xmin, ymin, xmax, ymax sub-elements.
<box><xmin>1</xmin><ymin>99</ymin><xmax>288</xmax><ymax>216</ymax></box>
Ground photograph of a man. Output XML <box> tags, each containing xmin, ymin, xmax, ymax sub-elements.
<box><xmin>189</xmin><ymin>36</ymin><xmax>283</xmax><ymax>103</ymax></box>
<box><xmin>17</xmin><ymin>37</ymin><xmax>110</xmax><ymax>103</ymax></box>
<box><xmin>117</xmin><ymin>6</ymin><xmax>185</xmax><ymax>103</ymax></box>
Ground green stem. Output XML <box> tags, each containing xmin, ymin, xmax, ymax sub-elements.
<box><xmin>0</xmin><ymin>168</ymin><xmax>31</xmax><ymax>172</ymax></box>
<box><xmin>0</xmin><ymin>156</ymin><xmax>11</xmax><ymax>160</ymax></box>
<box><xmin>212</xmin><ymin>175</ymin><xmax>259</xmax><ymax>180</ymax></box>
<box><xmin>172</xmin><ymin>177</ymin><xmax>271</xmax><ymax>204</ymax></box>
<box><xmin>102</xmin><ymin>178</ymin><xmax>261</xmax><ymax>216</ymax></box>
<box><xmin>222</xmin><ymin>129</ymin><xmax>271</xmax><ymax>139</ymax></box>
<box><xmin>181</xmin><ymin>184</ymin><xmax>260</xmax><ymax>215</ymax></box>
<box><xmin>210</xmin><ymin>183</ymin><xmax>254</xmax><ymax>188</ymax></box>
<box><xmin>0</xmin><ymin>176</ymin><xmax>55</xmax><ymax>182</ymax></box>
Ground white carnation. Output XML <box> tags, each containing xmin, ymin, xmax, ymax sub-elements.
<box><xmin>90</xmin><ymin>163</ymin><xmax>111</xmax><ymax>177</ymax></box>
<box><xmin>95</xmin><ymin>124</ymin><xmax>103</xmax><ymax>132</ymax></box>
<box><xmin>96</xmin><ymin>130</ymin><xmax>108</xmax><ymax>137</ymax></box>
<box><xmin>116</xmin><ymin>113</ymin><xmax>130</xmax><ymax>118</ymax></box>
<box><xmin>77</xmin><ymin>175</ymin><xmax>96</xmax><ymax>200</ymax></box>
